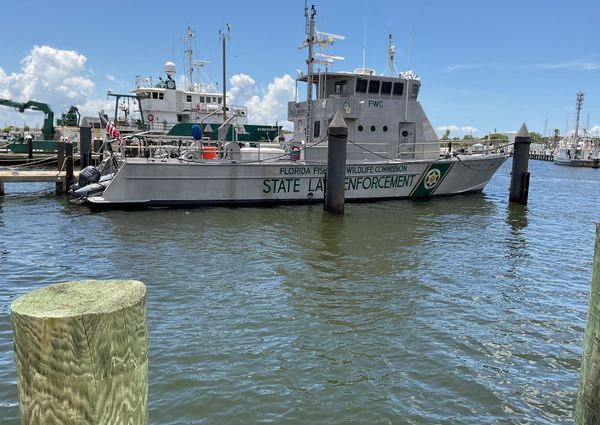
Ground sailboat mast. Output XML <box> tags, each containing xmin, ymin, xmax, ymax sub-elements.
<box><xmin>305</xmin><ymin>4</ymin><xmax>316</xmax><ymax>144</ymax></box>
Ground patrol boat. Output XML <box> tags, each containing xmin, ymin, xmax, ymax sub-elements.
<box><xmin>80</xmin><ymin>5</ymin><xmax>509</xmax><ymax>208</ymax></box>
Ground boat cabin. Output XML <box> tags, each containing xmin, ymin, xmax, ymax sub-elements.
<box><xmin>288</xmin><ymin>69</ymin><xmax>439</xmax><ymax>162</ymax></box>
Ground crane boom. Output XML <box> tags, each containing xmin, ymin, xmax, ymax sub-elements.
<box><xmin>0</xmin><ymin>98</ymin><xmax>55</xmax><ymax>140</ymax></box>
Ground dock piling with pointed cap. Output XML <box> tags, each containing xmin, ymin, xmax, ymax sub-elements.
<box><xmin>324</xmin><ymin>110</ymin><xmax>348</xmax><ymax>214</ymax></box>
<box><xmin>509</xmin><ymin>123</ymin><xmax>531</xmax><ymax>204</ymax></box>
<box><xmin>575</xmin><ymin>224</ymin><xmax>600</xmax><ymax>424</ymax></box>
<box><xmin>11</xmin><ymin>280</ymin><xmax>148</xmax><ymax>425</ymax></box>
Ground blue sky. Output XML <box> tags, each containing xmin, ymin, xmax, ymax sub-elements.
<box><xmin>1</xmin><ymin>0</ymin><xmax>599</xmax><ymax>136</ymax></box>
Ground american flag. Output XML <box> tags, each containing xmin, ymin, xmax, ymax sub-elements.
<box><xmin>98</xmin><ymin>112</ymin><xmax>123</xmax><ymax>145</ymax></box>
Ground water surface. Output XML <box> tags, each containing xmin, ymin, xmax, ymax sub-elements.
<box><xmin>0</xmin><ymin>160</ymin><xmax>598</xmax><ymax>424</ymax></box>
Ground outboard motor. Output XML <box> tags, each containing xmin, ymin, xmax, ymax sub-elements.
<box><xmin>78</xmin><ymin>166</ymin><xmax>101</xmax><ymax>187</ymax></box>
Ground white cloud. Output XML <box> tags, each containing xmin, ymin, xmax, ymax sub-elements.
<box><xmin>436</xmin><ymin>125</ymin><xmax>478</xmax><ymax>135</ymax></box>
<box><xmin>587</xmin><ymin>125</ymin><xmax>600</xmax><ymax>136</ymax></box>
<box><xmin>228</xmin><ymin>73</ymin><xmax>295</xmax><ymax>129</ymax></box>
<box><xmin>0</xmin><ymin>45</ymin><xmax>97</xmax><ymax>127</ymax></box>
<box><xmin>106</xmin><ymin>74</ymin><xmax>115</xmax><ymax>81</ymax></box>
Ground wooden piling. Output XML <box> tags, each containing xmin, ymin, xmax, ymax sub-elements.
<box><xmin>27</xmin><ymin>137</ymin><xmax>33</xmax><ymax>160</ymax></box>
<box><xmin>11</xmin><ymin>280</ymin><xmax>148</xmax><ymax>425</ymax></box>
<box><xmin>65</xmin><ymin>140</ymin><xmax>74</xmax><ymax>190</ymax></box>
<box><xmin>80</xmin><ymin>126</ymin><xmax>92</xmax><ymax>170</ymax></box>
<box><xmin>575</xmin><ymin>224</ymin><xmax>600</xmax><ymax>424</ymax></box>
<box><xmin>324</xmin><ymin>110</ymin><xmax>348</xmax><ymax>214</ymax></box>
<box><xmin>56</xmin><ymin>140</ymin><xmax>65</xmax><ymax>193</ymax></box>
<box><xmin>509</xmin><ymin>123</ymin><xmax>531</xmax><ymax>204</ymax></box>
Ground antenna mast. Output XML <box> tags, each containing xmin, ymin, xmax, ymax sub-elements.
<box><xmin>387</xmin><ymin>34</ymin><xmax>398</xmax><ymax>76</ymax></box>
<box><xmin>183</xmin><ymin>27</ymin><xmax>194</xmax><ymax>90</ymax></box>
<box><xmin>220</xmin><ymin>24</ymin><xmax>231</xmax><ymax>121</ymax></box>
<box><xmin>574</xmin><ymin>91</ymin><xmax>584</xmax><ymax>139</ymax></box>
<box><xmin>301</xmin><ymin>3</ymin><xmax>344</xmax><ymax>143</ymax></box>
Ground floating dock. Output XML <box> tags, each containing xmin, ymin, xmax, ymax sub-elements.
<box><xmin>0</xmin><ymin>169</ymin><xmax>80</xmax><ymax>195</ymax></box>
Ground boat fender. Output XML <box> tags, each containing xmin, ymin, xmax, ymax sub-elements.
<box><xmin>148</xmin><ymin>113</ymin><xmax>154</xmax><ymax>122</ymax></box>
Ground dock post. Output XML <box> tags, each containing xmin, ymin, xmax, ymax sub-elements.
<box><xmin>509</xmin><ymin>123</ymin><xmax>531</xmax><ymax>204</ymax></box>
<box><xmin>56</xmin><ymin>139</ymin><xmax>65</xmax><ymax>193</ymax></box>
<box><xmin>80</xmin><ymin>125</ymin><xmax>92</xmax><ymax>169</ymax></box>
<box><xmin>11</xmin><ymin>280</ymin><xmax>148</xmax><ymax>425</ymax></box>
<box><xmin>26</xmin><ymin>135</ymin><xmax>33</xmax><ymax>160</ymax></box>
<box><xmin>65</xmin><ymin>139</ymin><xmax>74</xmax><ymax>190</ymax></box>
<box><xmin>324</xmin><ymin>110</ymin><xmax>348</xmax><ymax>214</ymax></box>
<box><xmin>575</xmin><ymin>224</ymin><xmax>600</xmax><ymax>424</ymax></box>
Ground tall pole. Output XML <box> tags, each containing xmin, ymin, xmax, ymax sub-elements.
<box><xmin>220</xmin><ymin>25</ymin><xmax>230</xmax><ymax>122</ymax></box>
<box><xmin>575</xmin><ymin>91</ymin><xmax>584</xmax><ymax>139</ymax></box>
<box><xmin>305</xmin><ymin>5</ymin><xmax>315</xmax><ymax>144</ymax></box>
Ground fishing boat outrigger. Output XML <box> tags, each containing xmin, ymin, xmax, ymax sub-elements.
<box><xmin>74</xmin><ymin>4</ymin><xmax>509</xmax><ymax>208</ymax></box>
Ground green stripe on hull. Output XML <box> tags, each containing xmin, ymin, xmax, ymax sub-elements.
<box><xmin>410</xmin><ymin>162</ymin><xmax>453</xmax><ymax>197</ymax></box>
<box><xmin>167</xmin><ymin>123</ymin><xmax>280</xmax><ymax>142</ymax></box>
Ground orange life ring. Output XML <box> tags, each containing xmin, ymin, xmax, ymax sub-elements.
<box><xmin>147</xmin><ymin>113</ymin><xmax>154</xmax><ymax>122</ymax></box>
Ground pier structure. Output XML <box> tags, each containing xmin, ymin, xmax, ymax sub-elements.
<box><xmin>0</xmin><ymin>169</ymin><xmax>79</xmax><ymax>196</ymax></box>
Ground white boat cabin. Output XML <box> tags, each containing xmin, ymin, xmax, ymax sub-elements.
<box><xmin>288</xmin><ymin>69</ymin><xmax>440</xmax><ymax>163</ymax></box>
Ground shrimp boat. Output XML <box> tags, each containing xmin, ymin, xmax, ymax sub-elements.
<box><xmin>553</xmin><ymin>92</ymin><xmax>600</xmax><ymax>168</ymax></box>
<box><xmin>76</xmin><ymin>5</ymin><xmax>509</xmax><ymax>208</ymax></box>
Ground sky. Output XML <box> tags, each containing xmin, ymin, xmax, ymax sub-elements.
<box><xmin>1</xmin><ymin>0</ymin><xmax>599</xmax><ymax>137</ymax></box>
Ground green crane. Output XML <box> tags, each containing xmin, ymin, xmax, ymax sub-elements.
<box><xmin>0</xmin><ymin>98</ymin><xmax>55</xmax><ymax>140</ymax></box>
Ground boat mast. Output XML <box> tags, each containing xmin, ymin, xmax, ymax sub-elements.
<box><xmin>387</xmin><ymin>34</ymin><xmax>398</xmax><ymax>77</ymax></box>
<box><xmin>184</xmin><ymin>27</ymin><xmax>194</xmax><ymax>90</ymax></box>
<box><xmin>305</xmin><ymin>2</ymin><xmax>316</xmax><ymax>144</ymax></box>
<box><xmin>220</xmin><ymin>24</ymin><xmax>231</xmax><ymax>121</ymax></box>
<box><xmin>574</xmin><ymin>91</ymin><xmax>584</xmax><ymax>141</ymax></box>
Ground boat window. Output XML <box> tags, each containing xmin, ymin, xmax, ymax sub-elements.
<box><xmin>383</xmin><ymin>125</ymin><xmax>388</xmax><ymax>132</ymax></box>
<box><xmin>152</xmin><ymin>92</ymin><xmax>158</xmax><ymax>99</ymax></box>
<box><xmin>368</xmin><ymin>80</ymin><xmax>380</xmax><ymax>94</ymax></box>
<box><xmin>206</xmin><ymin>97</ymin><xmax>211</xmax><ymax>104</ymax></box>
<box><xmin>212</xmin><ymin>97</ymin><xmax>217</xmax><ymax>103</ymax></box>
<box><xmin>200</xmin><ymin>96</ymin><xmax>205</xmax><ymax>103</ymax></box>
<box><xmin>313</xmin><ymin>120</ymin><xmax>320</xmax><ymax>138</ymax></box>
<box><xmin>186</xmin><ymin>95</ymin><xmax>192</xmax><ymax>102</ymax></box>
<box><xmin>335</xmin><ymin>80</ymin><xmax>347</xmax><ymax>94</ymax></box>
<box><xmin>370</xmin><ymin>125</ymin><xmax>376</xmax><ymax>132</ymax></box>
<box><xmin>411</xmin><ymin>84</ymin><xmax>420</xmax><ymax>99</ymax></box>
<box><xmin>381</xmin><ymin>81</ymin><xmax>392</xmax><ymax>95</ymax></box>
<box><xmin>356</xmin><ymin>78</ymin><xmax>368</xmax><ymax>93</ymax></box>
<box><xmin>393</xmin><ymin>83</ymin><xmax>404</xmax><ymax>96</ymax></box>
<box><xmin>159</xmin><ymin>93</ymin><xmax>164</xmax><ymax>100</ymax></box>
<box><xmin>217</xmin><ymin>98</ymin><xmax>222</xmax><ymax>104</ymax></box>
<box><xmin>358</xmin><ymin>125</ymin><xmax>363</xmax><ymax>132</ymax></box>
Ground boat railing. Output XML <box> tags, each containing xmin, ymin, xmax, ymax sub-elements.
<box><xmin>343</xmin><ymin>138</ymin><xmax>509</xmax><ymax>162</ymax></box>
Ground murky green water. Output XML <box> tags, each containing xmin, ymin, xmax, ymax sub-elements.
<box><xmin>0</xmin><ymin>160</ymin><xmax>598</xmax><ymax>424</ymax></box>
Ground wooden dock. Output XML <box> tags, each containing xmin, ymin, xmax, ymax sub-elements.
<box><xmin>530</xmin><ymin>151</ymin><xmax>554</xmax><ymax>162</ymax></box>
<box><xmin>0</xmin><ymin>170</ymin><xmax>80</xmax><ymax>195</ymax></box>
